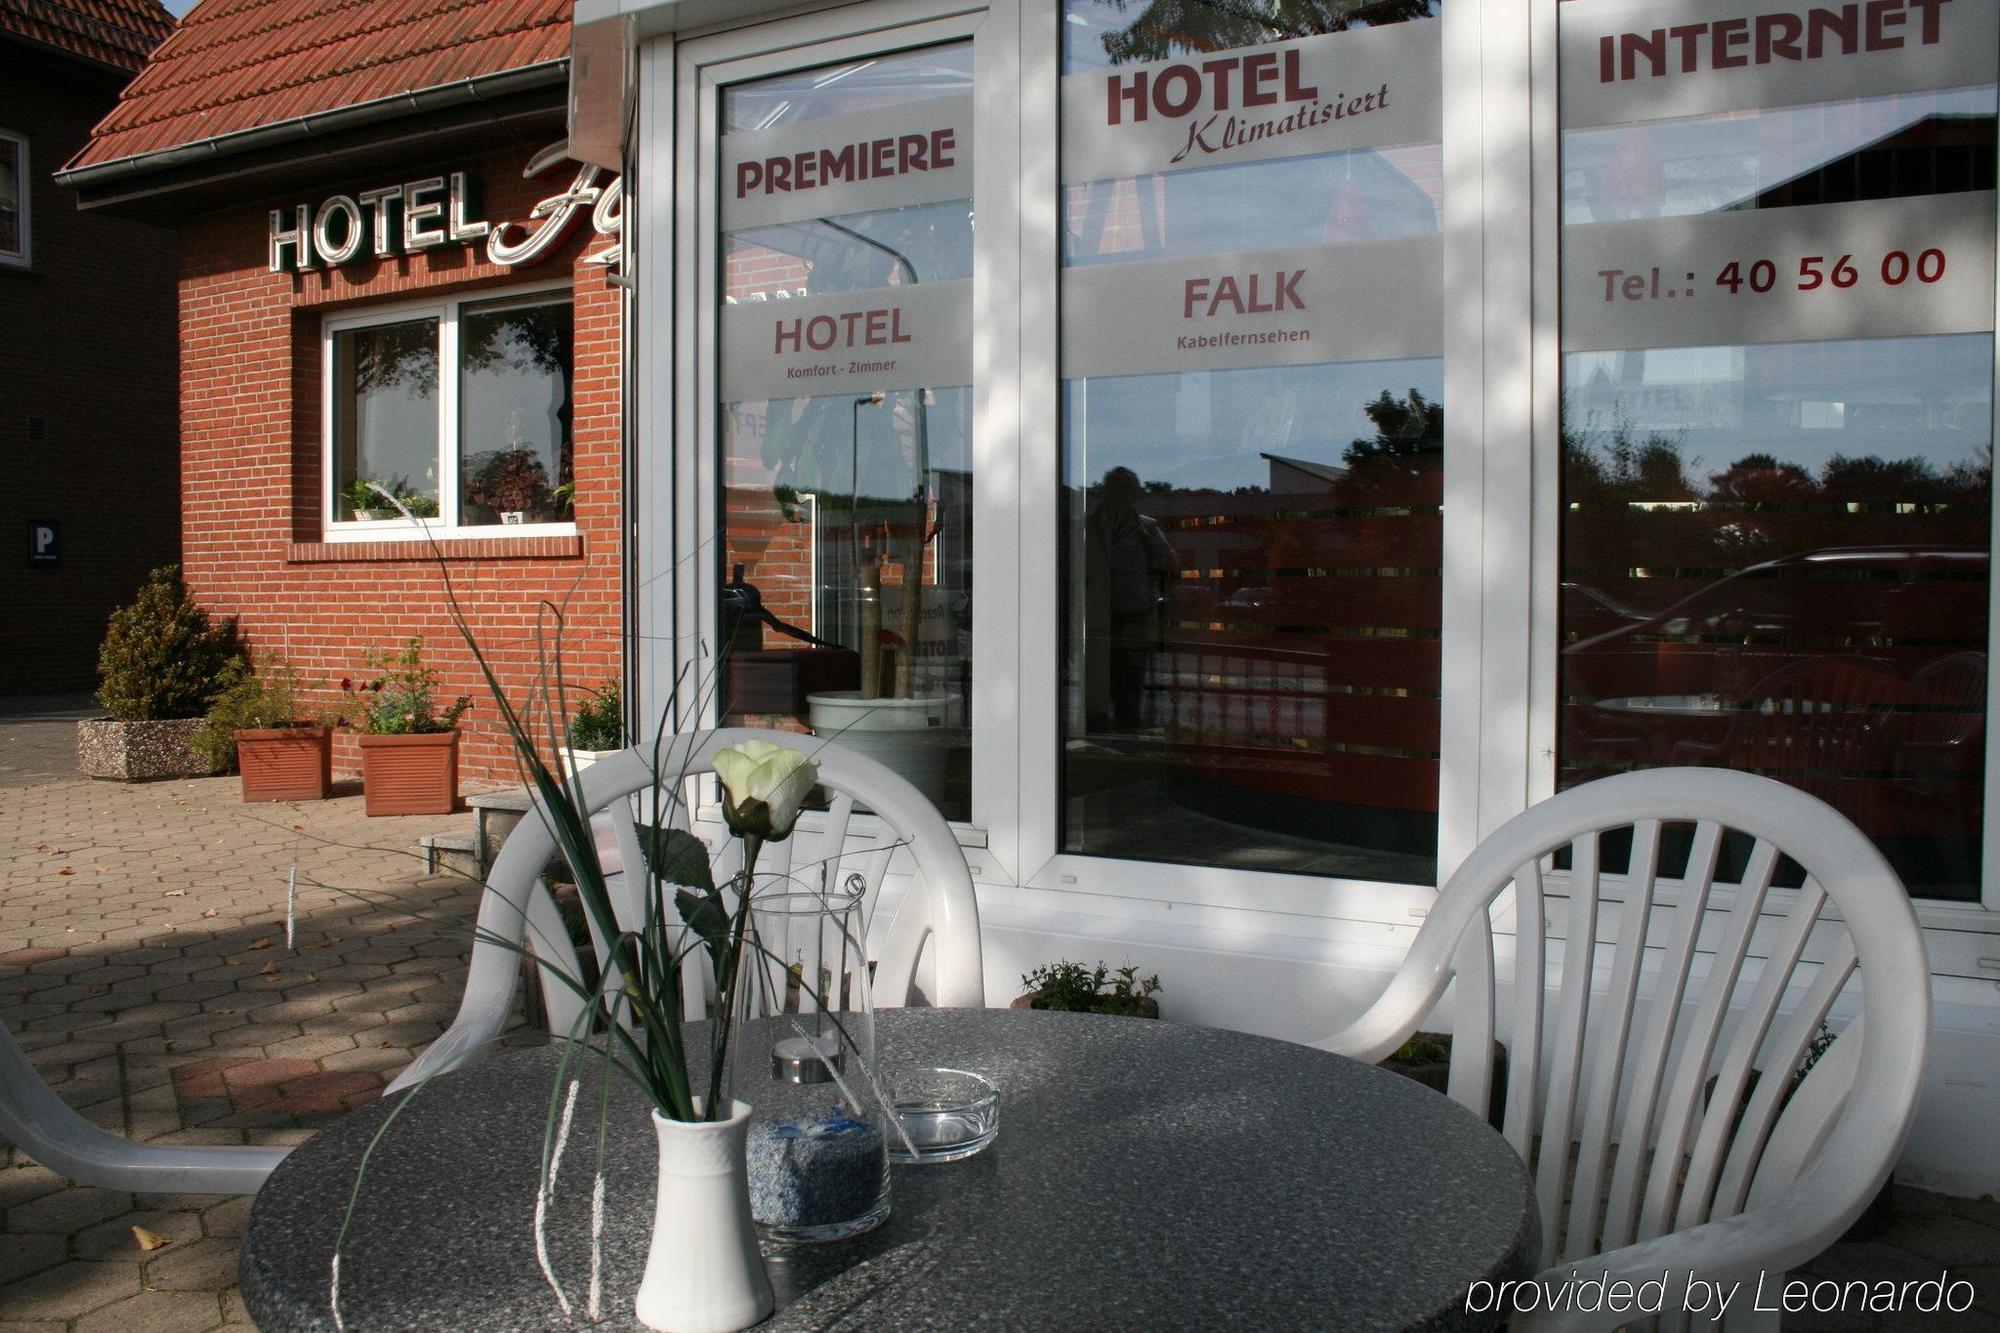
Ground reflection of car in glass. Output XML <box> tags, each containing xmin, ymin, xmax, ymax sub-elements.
<box><xmin>1561</xmin><ymin>546</ymin><xmax>1988</xmax><ymax>854</ymax></box>
<box><xmin>1562</xmin><ymin>545</ymin><xmax>1988</xmax><ymax>705</ymax></box>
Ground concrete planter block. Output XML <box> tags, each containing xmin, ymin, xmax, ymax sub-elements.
<box><xmin>76</xmin><ymin>717</ymin><xmax>209</xmax><ymax>781</ymax></box>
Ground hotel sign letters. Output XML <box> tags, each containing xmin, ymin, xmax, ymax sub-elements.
<box><xmin>269</xmin><ymin>143</ymin><xmax>623</xmax><ymax>274</ymax></box>
<box><xmin>1560</xmin><ymin>0</ymin><xmax>1996</xmax><ymax>128</ymax></box>
<box><xmin>1061</xmin><ymin>22</ymin><xmax>1439</xmax><ymax>184</ymax></box>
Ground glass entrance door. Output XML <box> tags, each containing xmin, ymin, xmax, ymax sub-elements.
<box><xmin>712</xmin><ymin>41</ymin><xmax>978</xmax><ymax>820</ymax></box>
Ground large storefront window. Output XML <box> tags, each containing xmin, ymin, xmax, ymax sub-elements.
<box><xmin>1058</xmin><ymin>1</ymin><xmax>1444</xmax><ymax>882</ymax></box>
<box><xmin>1556</xmin><ymin>0</ymin><xmax>1997</xmax><ymax>899</ymax></box>
<box><xmin>715</xmin><ymin>45</ymin><xmax>975</xmax><ymax>819</ymax></box>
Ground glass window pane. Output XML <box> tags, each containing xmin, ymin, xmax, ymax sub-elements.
<box><xmin>1557</xmin><ymin>0</ymin><xmax>1997</xmax><ymax>900</ymax></box>
<box><xmin>0</xmin><ymin>137</ymin><xmax>21</xmax><ymax>257</ymax></box>
<box><xmin>716</xmin><ymin>44</ymin><xmax>976</xmax><ymax>819</ymax></box>
<box><xmin>1058</xmin><ymin>0</ymin><xmax>1445</xmax><ymax>884</ymax></box>
<box><xmin>332</xmin><ymin>318</ymin><xmax>440</xmax><ymax>520</ymax></box>
<box><xmin>459</xmin><ymin>299</ymin><xmax>574</xmax><ymax>526</ymax></box>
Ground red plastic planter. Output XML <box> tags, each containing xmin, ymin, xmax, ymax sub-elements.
<box><xmin>358</xmin><ymin>731</ymin><xmax>459</xmax><ymax>816</ymax></box>
<box><xmin>236</xmin><ymin>726</ymin><xmax>333</xmax><ymax>802</ymax></box>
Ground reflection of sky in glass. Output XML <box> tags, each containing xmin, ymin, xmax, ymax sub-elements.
<box><xmin>725</xmin><ymin>201</ymin><xmax>974</xmax><ymax>297</ymax></box>
<box><xmin>1565</xmin><ymin>334</ymin><xmax>1994</xmax><ymax>477</ymax></box>
<box><xmin>729</xmin><ymin>385</ymin><xmax>971</xmax><ymax>500</ymax></box>
<box><xmin>1066</xmin><ymin>147</ymin><xmax>1439</xmax><ymax>262</ymax></box>
<box><xmin>339</xmin><ymin>320</ymin><xmax>437</xmax><ymax>500</ymax></box>
<box><xmin>1562</xmin><ymin>86</ymin><xmax>1996</xmax><ymax>223</ymax></box>
<box><xmin>1064</xmin><ymin>357</ymin><xmax>1442</xmax><ymax>493</ymax></box>
<box><xmin>722</xmin><ymin>44</ymin><xmax>972</xmax><ymax>133</ymax></box>
<box><xmin>459</xmin><ymin>303</ymin><xmax>569</xmax><ymax>509</ymax></box>
<box><xmin>1060</xmin><ymin>0</ymin><xmax>1440</xmax><ymax>74</ymax></box>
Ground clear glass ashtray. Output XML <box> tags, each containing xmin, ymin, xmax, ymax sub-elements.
<box><xmin>886</xmin><ymin>1067</ymin><xmax>999</xmax><ymax>1164</ymax></box>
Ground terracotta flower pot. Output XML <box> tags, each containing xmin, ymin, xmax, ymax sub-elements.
<box><xmin>359</xmin><ymin>731</ymin><xmax>459</xmax><ymax>816</ymax></box>
<box><xmin>236</xmin><ymin>726</ymin><xmax>332</xmax><ymax>802</ymax></box>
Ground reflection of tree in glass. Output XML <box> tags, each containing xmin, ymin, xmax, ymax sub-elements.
<box><xmin>351</xmin><ymin>322</ymin><xmax>438</xmax><ymax>398</ymax></box>
<box><xmin>1334</xmin><ymin>387</ymin><xmax>1441</xmax><ymax>508</ymax></box>
<box><xmin>1096</xmin><ymin>0</ymin><xmax>1435</xmax><ymax>64</ymax></box>
<box><xmin>460</xmin><ymin>305</ymin><xmax>571</xmax><ymax>378</ymax></box>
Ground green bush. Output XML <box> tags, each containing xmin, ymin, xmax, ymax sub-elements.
<box><xmin>1020</xmin><ymin>960</ymin><xmax>1161</xmax><ymax>1016</ymax></box>
<box><xmin>193</xmin><ymin>654</ymin><xmax>326</xmax><ymax>772</ymax></box>
<box><xmin>96</xmin><ymin>566</ymin><xmax>243</xmax><ymax>722</ymax></box>
<box><xmin>567</xmin><ymin>680</ymin><xmax>622</xmax><ymax>750</ymax></box>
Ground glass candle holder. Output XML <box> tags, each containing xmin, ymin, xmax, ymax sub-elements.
<box><xmin>733</xmin><ymin>876</ymin><xmax>890</xmax><ymax>1244</ymax></box>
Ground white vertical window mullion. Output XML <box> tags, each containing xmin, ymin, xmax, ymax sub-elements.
<box><xmin>971</xmin><ymin>0</ymin><xmax>1025</xmax><ymax>883</ymax></box>
<box><xmin>1437</xmin><ymin>0</ymin><xmax>1493</xmax><ymax>878</ymax></box>
<box><xmin>1987</xmin><ymin>120</ymin><xmax>2000</xmax><ymax>912</ymax></box>
<box><xmin>1015</xmin><ymin>0</ymin><xmax>1061</xmax><ymax>885</ymax></box>
<box><xmin>638</xmin><ymin>37</ymin><xmax>681</xmax><ymax>735</ymax></box>
<box><xmin>1525</xmin><ymin>0</ymin><xmax>1562</xmax><ymax>809</ymax></box>
<box><xmin>1474</xmin><ymin>0</ymin><xmax>1537</xmax><ymax>853</ymax></box>
<box><xmin>438</xmin><ymin>305</ymin><xmax>460</xmax><ymax>529</ymax></box>
<box><xmin>321</xmin><ymin>321</ymin><xmax>337</xmax><ymax>535</ymax></box>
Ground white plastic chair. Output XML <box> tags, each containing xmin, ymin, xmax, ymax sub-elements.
<box><xmin>390</xmin><ymin>726</ymin><xmax>984</xmax><ymax>1092</ymax></box>
<box><xmin>0</xmin><ymin>1019</ymin><xmax>290</xmax><ymax>1193</ymax></box>
<box><xmin>1323</xmin><ymin>768</ymin><xmax>1930</xmax><ymax>1332</ymax></box>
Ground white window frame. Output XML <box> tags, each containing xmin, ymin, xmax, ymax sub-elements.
<box><xmin>0</xmin><ymin>128</ymin><xmax>29</xmax><ymax>269</ymax></box>
<box><xmin>319</xmin><ymin>278</ymin><xmax>576</xmax><ymax>542</ymax></box>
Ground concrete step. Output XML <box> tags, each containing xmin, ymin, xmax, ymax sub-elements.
<box><xmin>419</xmin><ymin>831</ymin><xmax>479</xmax><ymax>881</ymax></box>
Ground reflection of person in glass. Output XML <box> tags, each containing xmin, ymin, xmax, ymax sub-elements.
<box><xmin>1086</xmin><ymin>467</ymin><xmax>1177</xmax><ymax>731</ymax></box>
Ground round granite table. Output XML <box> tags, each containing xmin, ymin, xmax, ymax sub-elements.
<box><xmin>241</xmin><ymin>1009</ymin><xmax>1538</xmax><ymax>1331</ymax></box>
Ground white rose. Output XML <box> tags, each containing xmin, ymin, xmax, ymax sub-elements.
<box><xmin>712</xmin><ymin>739</ymin><xmax>820</xmax><ymax>842</ymax></box>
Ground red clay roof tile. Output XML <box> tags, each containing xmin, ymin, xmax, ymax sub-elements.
<box><xmin>0</xmin><ymin>0</ymin><xmax>176</xmax><ymax>72</ymax></box>
<box><xmin>68</xmin><ymin>0</ymin><xmax>569</xmax><ymax>170</ymax></box>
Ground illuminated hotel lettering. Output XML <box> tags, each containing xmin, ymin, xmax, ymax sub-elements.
<box><xmin>268</xmin><ymin>171</ymin><xmax>487</xmax><ymax>272</ymax></box>
<box><xmin>1597</xmin><ymin>0</ymin><xmax>1951</xmax><ymax>83</ymax></box>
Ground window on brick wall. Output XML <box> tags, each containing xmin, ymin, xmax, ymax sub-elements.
<box><xmin>0</xmin><ymin>130</ymin><xmax>27</xmax><ymax>267</ymax></box>
<box><xmin>323</xmin><ymin>282</ymin><xmax>574</xmax><ymax>537</ymax></box>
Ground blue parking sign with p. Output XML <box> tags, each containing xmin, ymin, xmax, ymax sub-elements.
<box><xmin>28</xmin><ymin>521</ymin><xmax>59</xmax><ymax>566</ymax></box>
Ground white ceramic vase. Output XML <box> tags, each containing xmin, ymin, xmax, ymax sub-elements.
<box><xmin>634</xmin><ymin>1101</ymin><xmax>774</xmax><ymax>1333</ymax></box>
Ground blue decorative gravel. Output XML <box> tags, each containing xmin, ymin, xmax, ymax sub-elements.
<box><xmin>746</xmin><ymin>1107</ymin><xmax>885</xmax><ymax>1228</ymax></box>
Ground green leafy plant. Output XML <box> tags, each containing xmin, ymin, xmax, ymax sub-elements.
<box><xmin>347</xmin><ymin>475</ymin><xmax>439</xmax><ymax>519</ymax></box>
<box><xmin>1388</xmin><ymin>1032</ymin><xmax>1454</xmax><ymax>1065</ymax></box>
<box><xmin>95</xmin><ymin>566</ymin><xmax>243</xmax><ymax>722</ymax></box>
<box><xmin>566</xmin><ymin>680</ymin><xmax>622</xmax><ymax>751</ymax></box>
<box><xmin>346</xmin><ymin>637</ymin><xmax>471</xmax><ymax>735</ymax></box>
<box><xmin>1020</xmin><ymin>960</ymin><xmax>1161</xmax><ymax>1016</ymax></box>
<box><xmin>193</xmin><ymin>654</ymin><xmax>329</xmax><ymax>771</ymax></box>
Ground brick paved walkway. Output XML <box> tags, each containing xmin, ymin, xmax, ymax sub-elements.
<box><xmin>1</xmin><ymin>703</ymin><xmax>1997</xmax><ymax>1329</ymax></box>
<box><xmin>1</xmin><ymin>711</ymin><xmax>497</xmax><ymax>1330</ymax></box>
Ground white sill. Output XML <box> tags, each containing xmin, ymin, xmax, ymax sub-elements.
<box><xmin>322</xmin><ymin>520</ymin><xmax>580</xmax><ymax>543</ymax></box>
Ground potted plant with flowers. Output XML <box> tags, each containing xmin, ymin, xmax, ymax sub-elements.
<box><xmin>346</xmin><ymin>637</ymin><xmax>470</xmax><ymax>816</ymax></box>
<box><xmin>1012</xmin><ymin>960</ymin><xmax>1162</xmax><ymax>1018</ymax></box>
<box><xmin>194</xmin><ymin>653</ymin><xmax>335</xmax><ymax>801</ymax></box>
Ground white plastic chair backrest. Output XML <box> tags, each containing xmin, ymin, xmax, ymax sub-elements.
<box><xmin>1321</xmin><ymin>768</ymin><xmax>1929</xmax><ymax>1279</ymax></box>
<box><xmin>0</xmin><ymin>1016</ymin><xmax>289</xmax><ymax>1193</ymax></box>
<box><xmin>391</xmin><ymin>727</ymin><xmax>982</xmax><ymax>1092</ymax></box>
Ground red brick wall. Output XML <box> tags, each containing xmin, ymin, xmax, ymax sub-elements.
<box><xmin>178</xmin><ymin>141</ymin><xmax>622</xmax><ymax>781</ymax></box>
<box><xmin>0</xmin><ymin>46</ymin><xmax>180</xmax><ymax>696</ymax></box>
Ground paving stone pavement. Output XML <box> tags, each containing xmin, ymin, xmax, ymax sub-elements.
<box><xmin>1</xmin><ymin>705</ymin><xmax>1997</xmax><ymax>1329</ymax></box>
<box><xmin>0</xmin><ymin>745</ymin><xmax>508</xmax><ymax>1330</ymax></box>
